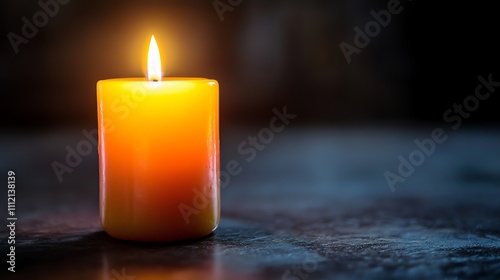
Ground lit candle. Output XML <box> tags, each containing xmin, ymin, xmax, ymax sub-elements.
<box><xmin>96</xmin><ymin>36</ymin><xmax>219</xmax><ymax>242</ymax></box>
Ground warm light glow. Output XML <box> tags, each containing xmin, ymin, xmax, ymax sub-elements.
<box><xmin>148</xmin><ymin>35</ymin><xmax>162</xmax><ymax>81</ymax></box>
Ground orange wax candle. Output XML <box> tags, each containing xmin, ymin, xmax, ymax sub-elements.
<box><xmin>96</xmin><ymin>36</ymin><xmax>219</xmax><ymax>242</ymax></box>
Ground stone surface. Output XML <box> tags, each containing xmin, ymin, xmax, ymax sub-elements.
<box><xmin>1</xmin><ymin>128</ymin><xmax>499</xmax><ymax>279</ymax></box>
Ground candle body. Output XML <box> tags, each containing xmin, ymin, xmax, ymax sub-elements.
<box><xmin>97</xmin><ymin>78</ymin><xmax>219</xmax><ymax>242</ymax></box>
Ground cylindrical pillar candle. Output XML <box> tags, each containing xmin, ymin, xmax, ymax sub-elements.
<box><xmin>96</xmin><ymin>36</ymin><xmax>219</xmax><ymax>242</ymax></box>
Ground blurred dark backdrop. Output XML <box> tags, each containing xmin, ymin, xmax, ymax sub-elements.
<box><xmin>1</xmin><ymin>0</ymin><xmax>499</xmax><ymax>129</ymax></box>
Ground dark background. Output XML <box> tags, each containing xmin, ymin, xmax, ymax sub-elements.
<box><xmin>1</xmin><ymin>1</ymin><xmax>500</xmax><ymax>279</ymax></box>
<box><xmin>1</xmin><ymin>0</ymin><xmax>499</xmax><ymax>130</ymax></box>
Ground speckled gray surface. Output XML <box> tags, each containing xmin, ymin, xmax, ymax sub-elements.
<box><xmin>1</xmin><ymin>128</ymin><xmax>499</xmax><ymax>279</ymax></box>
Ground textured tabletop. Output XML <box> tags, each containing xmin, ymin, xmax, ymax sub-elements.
<box><xmin>1</xmin><ymin>127</ymin><xmax>499</xmax><ymax>279</ymax></box>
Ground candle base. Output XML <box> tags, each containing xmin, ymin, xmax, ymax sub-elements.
<box><xmin>102</xmin><ymin>224</ymin><xmax>219</xmax><ymax>243</ymax></box>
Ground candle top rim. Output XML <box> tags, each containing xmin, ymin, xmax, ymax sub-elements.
<box><xmin>98</xmin><ymin>77</ymin><xmax>215</xmax><ymax>82</ymax></box>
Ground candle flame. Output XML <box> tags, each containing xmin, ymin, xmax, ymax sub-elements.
<box><xmin>148</xmin><ymin>35</ymin><xmax>162</xmax><ymax>81</ymax></box>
